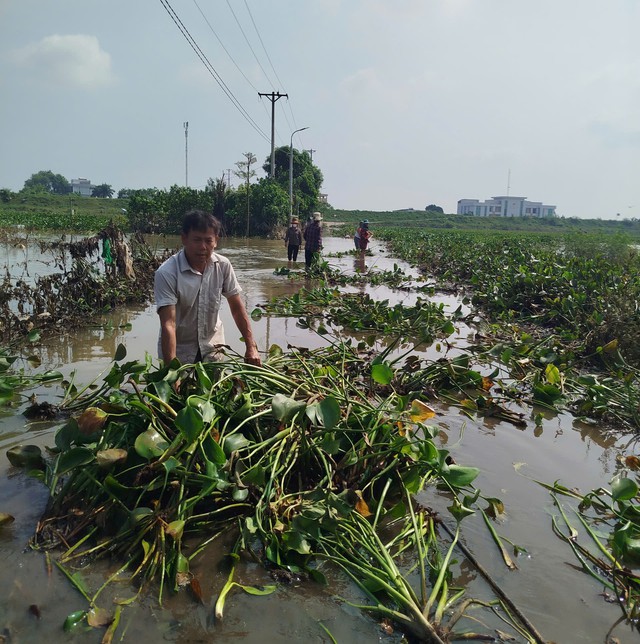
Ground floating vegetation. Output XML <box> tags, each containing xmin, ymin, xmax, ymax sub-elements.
<box><xmin>0</xmin><ymin>223</ymin><xmax>168</xmax><ymax>347</ymax></box>
<box><xmin>543</xmin><ymin>470</ymin><xmax>640</xmax><ymax>639</ymax></box>
<box><xmin>7</xmin><ymin>343</ymin><xmax>545</xmax><ymax>641</ymax></box>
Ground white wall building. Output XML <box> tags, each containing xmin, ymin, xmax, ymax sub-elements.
<box><xmin>71</xmin><ymin>178</ymin><xmax>93</xmax><ymax>197</ymax></box>
<box><xmin>457</xmin><ymin>196</ymin><xmax>556</xmax><ymax>217</ymax></box>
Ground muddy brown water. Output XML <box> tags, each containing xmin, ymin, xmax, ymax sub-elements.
<box><xmin>0</xmin><ymin>234</ymin><xmax>637</xmax><ymax>642</ymax></box>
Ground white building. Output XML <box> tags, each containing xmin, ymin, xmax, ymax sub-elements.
<box><xmin>457</xmin><ymin>196</ymin><xmax>556</xmax><ymax>218</ymax></box>
<box><xmin>71</xmin><ymin>178</ymin><xmax>93</xmax><ymax>197</ymax></box>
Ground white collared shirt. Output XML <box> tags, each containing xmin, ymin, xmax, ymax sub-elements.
<box><xmin>154</xmin><ymin>249</ymin><xmax>242</xmax><ymax>363</ymax></box>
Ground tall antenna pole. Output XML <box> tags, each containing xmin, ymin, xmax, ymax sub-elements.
<box><xmin>305</xmin><ymin>149</ymin><xmax>316</xmax><ymax>163</ymax></box>
<box><xmin>184</xmin><ymin>122</ymin><xmax>189</xmax><ymax>187</ymax></box>
<box><xmin>506</xmin><ymin>168</ymin><xmax>511</xmax><ymax>197</ymax></box>
<box><xmin>258</xmin><ymin>91</ymin><xmax>288</xmax><ymax>177</ymax></box>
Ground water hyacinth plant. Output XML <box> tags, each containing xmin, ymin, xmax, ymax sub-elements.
<box><xmin>13</xmin><ymin>343</ymin><xmax>543</xmax><ymax>641</ymax></box>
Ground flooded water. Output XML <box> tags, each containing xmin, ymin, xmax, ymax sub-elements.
<box><xmin>1</xmin><ymin>234</ymin><xmax>637</xmax><ymax>642</ymax></box>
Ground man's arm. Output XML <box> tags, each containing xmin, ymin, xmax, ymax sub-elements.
<box><xmin>158</xmin><ymin>305</ymin><xmax>177</xmax><ymax>363</ymax></box>
<box><xmin>227</xmin><ymin>294</ymin><xmax>261</xmax><ymax>366</ymax></box>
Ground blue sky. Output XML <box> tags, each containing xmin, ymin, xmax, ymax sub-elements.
<box><xmin>0</xmin><ymin>0</ymin><xmax>638</xmax><ymax>218</ymax></box>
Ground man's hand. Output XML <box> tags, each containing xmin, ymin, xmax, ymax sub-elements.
<box><xmin>244</xmin><ymin>343</ymin><xmax>262</xmax><ymax>366</ymax></box>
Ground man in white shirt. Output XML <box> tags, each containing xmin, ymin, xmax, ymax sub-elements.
<box><xmin>154</xmin><ymin>210</ymin><xmax>261</xmax><ymax>366</ymax></box>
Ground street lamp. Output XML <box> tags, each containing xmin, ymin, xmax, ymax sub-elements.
<box><xmin>289</xmin><ymin>127</ymin><xmax>309</xmax><ymax>221</ymax></box>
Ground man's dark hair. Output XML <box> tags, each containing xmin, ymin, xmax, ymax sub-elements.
<box><xmin>182</xmin><ymin>210</ymin><xmax>222</xmax><ymax>236</ymax></box>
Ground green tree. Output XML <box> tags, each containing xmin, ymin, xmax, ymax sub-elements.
<box><xmin>250</xmin><ymin>179</ymin><xmax>289</xmax><ymax>234</ymax></box>
<box><xmin>92</xmin><ymin>183</ymin><xmax>115</xmax><ymax>198</ymax></box>
<box><xmin>263</xmin><ymin>147</ymin><xmax>323</xmax><ymax>218</ymax></box>
<box><xmin>23</xmin><ymin>170</ymin><xmax>71</xmax><ymax>195</ymax></box>
<box><xmin>0</xmin><ymin>188</ymin><xmax>14</xmax><ymax>203</ymax></box>
<box><xmin>207</xmin><ymin>176</ymin><xmax>228</xmax><ymax>229</ymax></box>
<box><xmin>425</xmin><ymin>204</ymin><xmax>444</xmax><ymax>213</ymax></box>
<box><xmin>234</xmin><ymin>152</ymin><xmax>257</xmax><ymax>236</ymax></box>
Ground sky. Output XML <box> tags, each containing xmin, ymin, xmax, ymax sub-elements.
<box><xmin>0</xmin><ymin>0</ymin><xmax>638</xmax><ymax>219</ymax></box>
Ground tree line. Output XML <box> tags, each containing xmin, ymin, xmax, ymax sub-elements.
<box><xmin>0</xmin><ymin>147</ymin><xmax>324</xmax><ymax>236</ymax></box>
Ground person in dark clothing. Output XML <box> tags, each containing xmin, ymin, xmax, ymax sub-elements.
<box><xmin>303</xmin><ymin>212</ymin><xmax>323</xmax><ymax>269</ymax></box>
<box><xmin>284</xmin><ymin>217</ymin><xmax>303</xmax><ymax>265</ymax></box>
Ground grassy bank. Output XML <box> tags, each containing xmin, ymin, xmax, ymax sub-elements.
<box><xmin>326</xmin><ymin>207</ymin><xmax>640</xmax><ymax>236</ymax></box>
<box><xmin>0</xmin><ymin>193</ymin><xmax>127</xmax><ymax>231</ymax></box>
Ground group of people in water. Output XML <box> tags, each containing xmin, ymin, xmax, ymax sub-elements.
<box><xmin>284</xmin><ymin>215</ymin><xmax>372</xmax><ymax>268</ymax></box>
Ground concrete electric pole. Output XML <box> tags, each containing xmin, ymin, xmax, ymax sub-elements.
<box><xmin>258</xmin><ymin>91</ymin><xmax>288</xmax><ymax>178</ymax></box>
<box><xmin>184</xmin><ymin>121</ymin><xmax>189</xmax><ymax>187</ymax></box>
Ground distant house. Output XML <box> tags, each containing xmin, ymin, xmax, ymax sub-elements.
<box><xmin>457</xmin><ymin>196</ymin><xmax>556</xmax><ymax>218</ymax></box>
<box><xmin>319</xmin><ymin>193</ymin><xmax>328</xmax><ymax>204</ymax></box>
<box><xmin>71</xmin><ymin>178</ymin><xmax>93</xmax><ymax>197</ymax></box>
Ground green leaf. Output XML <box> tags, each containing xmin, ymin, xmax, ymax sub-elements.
<box><xmin>175</xmin><ymin>406</ymin><xmax>203</xmax><ymax>444</ymax></box>
<box><xmin>371</xmin><ymin>363</ymin><xmax>393</xmax><ymax>385</ymax></box>
<box><xmin>223</xmin><ymin>433</ymin><xmax>250</xmax><ymax>456</ymax></box>
<box><xmin>441</xmin><ymin>465</ymin><xmax>480</xmax><ymax>489</ymax></box>
<box><xmin>316</xmin><ymin>397</ymin><xmax>341</xmax><ymax>430</ymax></box>
<box><xmin>612</xmin><ymin>477</ymin><xmax>639</xmax><ymax>502</ymax></box>
<box><xmin>55</xmin><ymin>447</ymin><xmax>95</xmax><ymax>475</ymax></box>
<box><xmin>250</xmin><ymin>307</ymin><xmax>263</xmax><ymax>321</ymax></box>
<box><xmin>27</xmin><ymin>329</ymin><xmax>41</xmax><ymax>343</ymax></box>
<box><xmin>6</xmin><ymin>444</ymin><xmax>44</xmax><ymax>469</ymax></box>
<box><xmin>134</xmin><ymin>428</ymin><xmax>169</xmax><ymax>460</ymax></box>
<box><xmin>63</xmin><ymin>610</ymin><xmax>87</xmax><ymax>632</ymax></box>
<box><xmin>237</xmin><ymin>582</ymin><xmax>277</xmax><ymax>596</ymax></box>
<box><xmin>271</xmin><ymin>393</ymin><xmax>306</xmax><ymax>422</ymax></box>
<box><xmin>202</xmin><ymin>434</ymin><xmax>226</xmax><ymax>465</ymax></box>
<box><xmin>114</xmin><ymin>343</ymin><xmax>127</xmax><ymax>361</ymax></box>
<box><xmin>545</xmin><ymin>363</ymin><xmax>562</xmax><ymax>386</ymax></box>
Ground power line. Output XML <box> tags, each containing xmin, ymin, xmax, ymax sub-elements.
<box><xmin>225</xmin><ymin>0</ymin><xmax>274</xmax><ymax>87</ymax></box>
<box><xmin>159</xmin><ymin>0</ymin><xmax>269</xmax><ymax>143</ymax></box>
<box><xmin>241</xmin><ymin>0</ymin><xmax>298</xmax><ymax>137</ymax></box>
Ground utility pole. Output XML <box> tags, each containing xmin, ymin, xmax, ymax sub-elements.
<box><xmin>258</xmin><ymin>91</ymin><xmax>288</xmax><ymax>178</ymax></box>
<box><xmin>184</xmin><ymin>121</ymin><xmax>189</xmax><ymax>187</ymax></box>
<box><xmin>305</xmin><ymin>149</ymin><xmax>316</xmax><ymax>163</ymax></box>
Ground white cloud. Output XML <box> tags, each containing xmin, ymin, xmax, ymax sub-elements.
<box><xmin>11</xmin><ymin>34</ymin><xmax>115</xmax><ymax>89</ymax></box>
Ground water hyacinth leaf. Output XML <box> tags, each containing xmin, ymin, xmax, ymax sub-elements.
<box><xmin>63</xmin><ymin>610</ymin><xmax>87</xmax><ymax>632</ymax></box>
<box><xmin>76</xmin><ymin>407</ymin><xmax>108</xmax><ymax>436</ymax></box>
<box><xmin>176</xmin><ymin>406</ymin><xmax>203</xmax><ymax>444</ymax></box>
<box><xmin>129</xmin><ymin>507</ymin><xmax>154</xmax><ymax>526</ymax></box>
<box><xmin>545</xmin><ymin>363</ymin><xmax>562</xmax><ymax>386</ymax></box>
<box><xmin>268</xmin><ymin>344</ymin><xmax>283</xmax><ymax>358</ymax></box>
<box><xmin>6</xmin><ymin>444</ymin><xmax>44</xmax><ymax>469</ymax></box>
<box><xmin>165</xmin><ymin>520</ymin><xmax>185</xmax><ymax>540</ymax></box>
<box><xmin>237</xmin><ymin>582</ymin><xmax>276</xmax><ymax>596</ymax></box>
<box><xmin>611</xmin><ymin>477</ymin><xmax>638</xmax><ymax>502</ymax></box>
<box><xmin>602</xmin><ymin>339</ymin><xmax>618</xmax><ymax>353</ymax></box>
<box><xmin>151</xmin><ymin>380</ymin><xmax>173</xmax><ymax>405</ymax></box>
<box><xmin>371</xmin><ymin>363</ymin><xmax>393</xmax><ymax>385</ymax></box>
<box><xmin>223</xmin><ymin>433</ymin><xmax>250</xmax><ymax>455</ymax></box>
<box><xmin>441</xmin><ymin>465</ymin><xmax>480</xmax><ymax>489</ymax></box>
<box><xmin>114</xmin><ymin>343</ymin><xmax>127</xmax><ymax>362</ymax></box>
<box><xmin>449</xmin><ymin>500</ymin><xmax>476</xmax><ymax>522</ymax></box>
<box><xmin>410</xmin><ymin>399</ymin><xmax>436</xmax><ymax>422</ymax></box>
<box><xmin>194</xmin><ymin>363</ymin><xmax>213</xmax><ymax>391</ymax></box>
<box><xmin>283</xmin><ymin>530</ymin><xmax>311</xmax><ymax>555</ymax></box>
<box><xmin>162</xmin><ymin>456</ymin><xmax>180</xmax><ymax>474</ymax></box>
<box><xmin>134</xmin><ymin>428</ymin><xmax>169</xmax><ymax>459</ymax></box>
<box><xmin>202</xmin><ymin>434</ymin><xmax>226</xmax><ymax>465</ymax></box>
<box><xmin>176</xmin><ymin>553</ymin><xmax>189</xmax><ymax>573</ymax></box>
<box><xmin>0</xmin><ymin>512</ymin><xmax>15</xmax><ymax>526</ymax></box>
<box><xmin>532</xmin><ymin>384</ymin><xmax>563</xmax><ymax>405</ymax></box>
<box><xmin>232</xmin><ymin>486</ymin><xmax>249</xmax><ymax>502</ymax></box>
<box><xmin>55</xmin><ymin>419</ymin><xmax>80</xmax><ymax>451</ymax></box>
<box><xmin>96</xmin><ymin>448</ymin><xmax>128</xmax><ymax>469</ymax></box>
<box><xmin>316</xmin><ymin>397</ymin><xmax>341</xmax><ymax>430</ymax></box>
<box><xmin>250</xmin><ymin>307</ymin><xmax>263</xmax><ymax>321</ymax></box>
<box><xmin>441</xmin><ymin>320</ymin><xmax>455</xmax><ymax>336</ymax></box>
<box><xmin>87</xmin><ymin>607</ymin><xmax>111</xmax><ymax>628</ymax></box>
<box><xmin>271</xmin><ymin>393</ymin><xmax>306</xmax><ymax>422</ymax></box>
<box><xmin>56</xmin><ymin>447</ymin><xmax>95</xmax><ymax>475</ymax></box>
<box><xmin>27</xmin><ymin>329</ymin><xmax>41</xmax><ymax>343</ymax></box>
<box><xmin>187</xmin><ymin>396</ymin><xmax>216</xmax><ymax>423</ymax></box>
